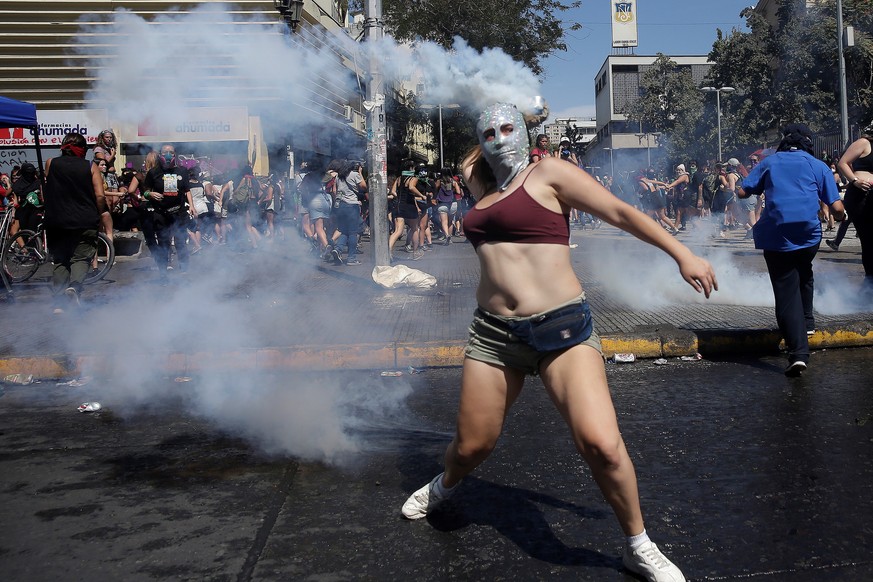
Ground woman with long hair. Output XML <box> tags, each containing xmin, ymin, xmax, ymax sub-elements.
<box><xmin>93</xmin><ymin>129</ymin><xmax>118</xmax><ymax>173</ymax></box>
<box><xmin>388</xmin><ymin>159</ymin><xmax>425</xmax><ymax>261</ymax></box>
<box><xmin>299</xmin><ymin>160</ymin><xmax>332</xmax><ymax>258</ymax></box>
<box><xmin>401</xmin><ymin>102</ymin><xmax>717</xmax><ymax>582</ymax></box>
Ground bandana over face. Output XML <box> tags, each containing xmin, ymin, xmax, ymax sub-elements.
<box><xmin>476</xmin><ymin>103</ymin><xmax>530</xmax><ymax>191</ymax></box>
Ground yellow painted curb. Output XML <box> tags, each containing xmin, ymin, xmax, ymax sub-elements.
<box><xmin>0</xmin><ymin>357</ymin><xmax>75</xmax><ymax>379</ymax></box>
<box><xmin>1</xmin><ymin>327</ymin><xmax>870</xmax><ymax>381</ymax></box>
<box><xmin>809</xmin><ymin>328</ymin><xmax>873</xmax><ymax>349</ymax></box>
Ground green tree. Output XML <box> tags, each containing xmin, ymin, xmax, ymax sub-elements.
<box><xmin>830</xmin><ymin>0</ymin><xmax>873</xmax><ymax>128</ymax></box>
<box><xmin>771</xmin><ymin>0</ymin><xmax>847</xmax><ymax>132</ymax></box>
<box><xmin>622</xmin><ymin>54</ymin><xmax>705</xmax><ymax>162</ymax></box>
<box><xmin>385</xmin><ymin>91</ymin><xmax>429</xmax><ymax>167</ymax></box>
<box><xmin>706</xmin><ymin>0</ymin><xmax>873</xmax><ymax>146</ymax></box>
<box><xmin>368</xmin><ymin>0</ymin><xmax>581</xmax><ymax>164</ymax></box>
<box><xmin>705</xmin><ymin>8</ymin><xmax>777</xmax><ymax>150</ymax></box>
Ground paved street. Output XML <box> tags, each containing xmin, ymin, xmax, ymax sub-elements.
<box><xmin>1</xmin><ymin>349</ymin><xmax>872</xmax><ymax>581</ymax></box>
<box><xmin>1</xmin><ymin>222</ymin><xmax>871</xmax><ymax>380</ymax></box>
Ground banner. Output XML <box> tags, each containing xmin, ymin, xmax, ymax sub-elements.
<box><xmin>0</xmin><ymin>109</ymin><xmax>109</xmax><ymax>147</ymax></box>
<box><xmin>129</xmin><ymin>106</ymin><xmax>249</xmax><ymax>143</ymax></box>
<box><xmin>612</xmin><ymin>1</ymin><xmax>638</xmax><ymax>48</ymax></box>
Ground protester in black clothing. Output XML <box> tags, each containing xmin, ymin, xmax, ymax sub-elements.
<box><xmin>42</xmin><ymin>132</ymin><xmax>107</xmax><ymax>312</ymax></box>
<box><xmin>10</xmin><ymin>162</ymin><xmax>42</xmax><ymax>234</ymax></box>
<box><xmin>836</xmin><ymin>125</ymin><xmax>873</xmax><ymax>292</ymax></box>
<box><xmin>142</xmin><ymin>144</ymin><xmax>193</xmax><ymax>277</ymax></box>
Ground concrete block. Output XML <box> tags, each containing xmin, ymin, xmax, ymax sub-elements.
<box><xmin>113</xmin><ymin>230</ymin><xmax>145</xmax><ymax>258</ymax></box>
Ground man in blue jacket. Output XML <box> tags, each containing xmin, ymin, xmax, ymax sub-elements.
<box><xmin>739</xmin><ymin>123</ymin><xmax>845</xmax><ymax>376</ymax></box>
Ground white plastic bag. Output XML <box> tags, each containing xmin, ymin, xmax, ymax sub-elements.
<box><xmin>372</xmin><ymin>265</ymin><xmax>437</xmax><ymax>289</ymax></box>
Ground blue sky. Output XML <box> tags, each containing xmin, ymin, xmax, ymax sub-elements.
<box><xmin>540</xmin><ymin>0</ymin><xmax>754</xmax><ymax>119</ymax></box>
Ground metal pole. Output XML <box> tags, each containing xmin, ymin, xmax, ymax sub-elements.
<box><xmin>837</xmin><ymin>0</ymin><xmax>849</xmax><ymax>148</ymax></box>
<box><xmin>438</xmin><ymin>104</ymin><xmax>444</xmax><ymax>169</ymax></box>
<box><xmin>716</xmin><ymin>90</ymin><xmax>723</xmax><ymax>162</ymax></box>
<box><xmin>640</xmin><ymin>120</ymin><xmax>650</xmax><ymax>167</ymax></box>
<box><xmin>364</xmin><ymin>0</ymin><xmax>389</xmax><ymax>266</ymax></box>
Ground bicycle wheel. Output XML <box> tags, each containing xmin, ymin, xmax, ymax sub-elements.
<box><xmin>2</xmin><ymin>230</ymin><xmax>43</xmax><ymax>283</ymax></box>
<box><xmin>84</xmin><ymin>232</ymin><xmax>115</xmax><ymax>284</ymax></box>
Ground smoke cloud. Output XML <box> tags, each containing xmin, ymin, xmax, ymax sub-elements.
<box><xmin>75</xmin><ymin>5</ymin><xmax>542</xmax><ymax>133</ymax></box>
<box><xmin>53</xmin><ymin>5</ymin><xmax>543</xmax><ymax>465</ymax></box>
<box><xmin>44</xmin><ymin>5</ymin><xmax>864</xmax><ymax>468</ymax></box>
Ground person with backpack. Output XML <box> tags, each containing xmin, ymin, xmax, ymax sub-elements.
<box><xmin>727</xmin><ymin>158</ymin><xmax>756</xmax><ymax>237</ymax></box>
<box><xmin>434</xmin><ymin>168</ymin><xmax>460</xmax><ymax>245</ymax></box>
<box><xmin>700</xmin><ymin>163</ymin><xmax>719</xmax><ymax>220</ymax></box>
<box><xmin>10</xmin><ymin>162</ymin><xmax>42</xmax><ymax>234</ymax></box>
<box><xmin>710</xmin><ymin>163</ymin><xmax>734</xmax><ymax>238</ymax></box>
<box><xmin>228</xmin><ymin>164</ymin><xmax>261</xmax><ymax>250</ymax></box>
<box><xmin>388</xmin><ymin>159</ymin><xmax>426</xmax><ymax>261</ymax></box>
<box><xmin>329</xmin><ymin>159</ymin><xmax>365</xmax><ymax>265</ymax></box>
<box><xmin>298</xmin><ymin>159</ymin><xmax>332</xmax><ymax>258</ymax></box>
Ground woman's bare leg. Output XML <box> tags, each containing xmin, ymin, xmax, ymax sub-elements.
<box><xmin>442</xmin><ymin>358</ymin><xmax>526</xmax><ymax>487</ymax></box>
<box><xmin>388</xmin><ymin>217</ymin><xmax>406</xmax><ymax>253</ymax></box>
<box><xmin>539</xmin><ymin>345</ymin><xmax>644</xmax><ymax>536</ymax></box>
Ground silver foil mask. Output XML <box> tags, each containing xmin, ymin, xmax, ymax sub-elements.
<box><xmin>477</xmin><ymin>103</ymin><xmax>530</xmax><ymax>191</ymax></box>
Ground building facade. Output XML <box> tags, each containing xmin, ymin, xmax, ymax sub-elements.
<box><xmin>0</xmin><ymin>0</ymin><xmax>368</xmax><ymax>176</ymax></box>
<box><xmin>585</xmin><ymin>54</ymin><xmax>712</xmax><ymax>176</ymax></box>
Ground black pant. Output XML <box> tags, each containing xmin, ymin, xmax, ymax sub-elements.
<box><xmin>844</xmin><ymin>185</ymin><xmax>873</xmax><ymax>279</ymax></box>
<box><xmin>153</xmin><ymin>210</ymin><xmax>189</xmax><ymax>270</ymax></box>
<box><xmin>763</xmin><ymin>244</ymin><xmax>818</xmax><ymax>364</ymax></box>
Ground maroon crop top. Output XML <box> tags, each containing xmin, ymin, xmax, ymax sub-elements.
<box><xmin>464</xmin><ymin>173</ymin><xmax>570</xmax><ymax>249</ymax></box>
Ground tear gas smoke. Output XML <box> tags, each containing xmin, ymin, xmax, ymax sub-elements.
<box><xmin>51</xmin><ymin>5</ymin><xmax>866</xmax><ymax>468</ymax></box>
<box><xmin>77</xmin><ymin>6</ymin><xmax>542</xmax><ymax>132</ymax></box>
<box><xmin>59</xmin><ymin>5</ymin><xmax>541</xmax><ymax>466</ymax></box>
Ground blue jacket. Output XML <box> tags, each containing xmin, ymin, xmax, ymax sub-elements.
<box><xmin>742</xmin><ymin>150</ymin><xmax>839</xmax><ymax>251</ymax></box>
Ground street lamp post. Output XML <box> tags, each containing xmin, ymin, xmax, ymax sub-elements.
<box><xmin>421</xmin><ymin>103</ymin><xmax>460</xmax><ymax>168</ymax></box>
<box><xmin>701</xmin><ymin>86</ymin><xmax>735</xmax><ymax>161</ymax></box>
<box><xmin>603</xmin><ymin>147</ymin><xmax>614</xmax><ymax>177</ymax></box>
<box><xmin>837</xmin><ymin>0</ymin><xmax>850</xmax><ymax>147</ymax></box>
<box><xmin>363</xmin><ymin>0</ymin><xmax>389</xmax><ymax>266</ymax></box>
<box><xmin>438</xmin><ymin>104</ymin><xmax>444</xmax><ymax>168</ymax></box>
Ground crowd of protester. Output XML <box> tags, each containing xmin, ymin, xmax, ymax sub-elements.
<box><xmin>602</xmin><ymin>150</ymin><xmax>854</xmax><ymax>245</ymax></box>
<box><xmin>0</xmin><ymin>126</ymin><xmax>867</xmax><ymax>296</ymax></box>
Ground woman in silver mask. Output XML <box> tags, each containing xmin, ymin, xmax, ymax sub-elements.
<box><xmin>401</xmin><ymin>102</ymin><xmax>717</xmax><ymax>582</ymax></box>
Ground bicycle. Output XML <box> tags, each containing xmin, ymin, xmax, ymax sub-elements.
<box><xmin>0</xmin><ymin>205</ymin><xmax>16</xmax><ymax>294</ymax></box>
<box><xmin>2</xmin><ymin>218</ymin><xmax>115</xmax><ymax>284</ymax></box>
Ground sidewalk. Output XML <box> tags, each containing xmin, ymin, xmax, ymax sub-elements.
<box><xmin>0</xmin><ymin>222</ymin><xmax>871</xmax><ymax>379</ymax></box>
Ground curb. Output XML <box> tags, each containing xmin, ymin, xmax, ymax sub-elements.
<box><xmin>3</xmin><ymin>324</ymin><xmax>871</xmax><ymax>381</ymax></box>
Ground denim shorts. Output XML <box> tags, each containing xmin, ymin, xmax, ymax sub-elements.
<box><xmin>464</xmin><ymin>293</ymin><xmax>602</xmax><ymax>375</ymax></box>
<box><xmin>739</xmin><ymin>194</ymin><xmax>758</xmax><ymax>213</ymax></box>
<box><xmin>307</xmin><ymin>193</ymin><xmax>332</xmax><ymax>221</ymax></box>
<box><xmin>437</xmin><ymin>202</ymin><xmax>457</xmax><ymax>215</ymax></box>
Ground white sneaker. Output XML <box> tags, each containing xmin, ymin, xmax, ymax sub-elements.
<box><xmin>784</xmin><ymin>360</ymin><xmax>807</xmax><ymax>377</ymax></box>
<box><xmin>401</xmin><ymin>473</ymin><xmax>452</xmax><ymax>520</ymax></box>
<box><xmin>63</xmin><ymin>287</ymin><xmax>80</xmax><ymax>307</ymax></box>
<box><xmin>622</xmin><ymin>541</ymin><xmax>686</xmax><ymax>582</ymax></box>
